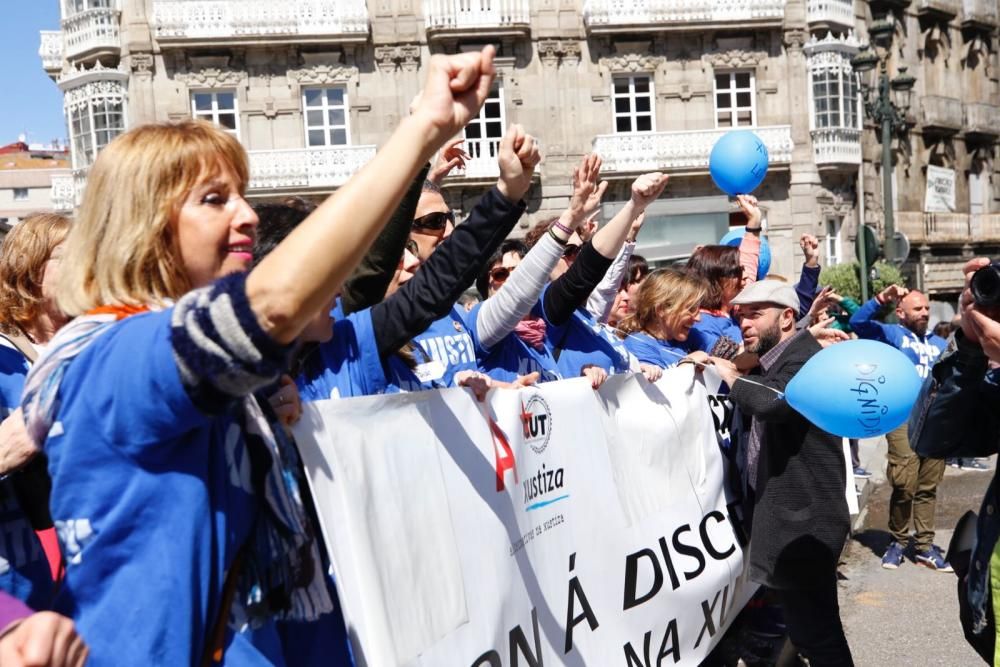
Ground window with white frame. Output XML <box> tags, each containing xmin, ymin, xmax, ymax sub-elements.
<box><xmin>65</xmin><ymin>0</ymin><xmax>113</xmax><ymax>13</ymax></box>
<box><xmin>463</xmin><ymin>84</ymin><xmax>505</xmax><ymax>166</ymax></box>
<box><xmin>68</xmin><ymin>86</ymin><xmax>126</xmax><ymax>170</ymax></box>
<box><xmin>192</xmin><ymin>91</ymin><xmax>239</xmax><ymax>139</ymax></box>
<box><xmin>825</xmin><ymin>218</ymin><xmax>843</xmax><ymax>265</ymax></box>
<box><xmin>612</xmin><ymin>75</ymin><xmax>654</xmax><ymax>133</ymax></box>
<box><xmin>303</xmin><ymin>87</ymin><xmax>350</xmax><ymax>148</ymax></box>
<box><xmin>714</xmin><ymin>71</ymin><xmax>755</xmax><ymax>128</ymax></box>
<box><xmin>809</xmin><ymin>53</ymin><xmax>860</xmax><ymax>129</ymax></box>
<box><xmin>13</xmin><ymin>188</ymin><xmax>28</xmax><ymax>202</ymax></box>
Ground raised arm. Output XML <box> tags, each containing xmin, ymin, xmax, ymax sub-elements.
<box><xmin>736</xmin><ymin>195</ymin><xmax>762</xmax><ymax>286</ymax></box>
<box><xmin>587</xmin><ymin>212</ymin><xmax>642</xmax><ymax>322</ymax></box>
<box><xmin>475</xmin><ymin>154</ymin><xmax>604</xmax><ymax>349</ymax></box>
<box><xmin>849</xmin><ymin>284</ymin><xmax>907</xmax><ymax>343</ymax></box>
<box><xmin>340</xmin><ymin>163</ymin><xmax>430</xmax><ymax>314</ymax></box>
<box><xmin>369</xmin><ymin>125</ymin><xmax>539</xmax><ymax>357</ymax></box>
<box><xmin>246</xmin><ymin>47</ymin><xmax>497</xmax><ymax>343</ymax></box>
<box><xmin>795</xmin><ymin>233</ymin><xmax>821</xmax><ymax>318</ymax></box>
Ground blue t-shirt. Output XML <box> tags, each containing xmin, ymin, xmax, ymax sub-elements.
<box><xmin>385</xmin><ymin>307</ymin><xmax>478</xmax><ymax>392</ymax></box>
<box><xmin>298</xmin><ymin>309</ymin><xmax>387</xmax><ymax>401</ymax></box>
<box><xmin>621</xmin><ymin>331</ymin><xmax>689</xmax><ymax>369</ymax></box>
<box><xmin>463</xmin><ymin>302</ymin><xmax>563</xmax><ymax>384</ymax></box>
<box><xmin>38</xmin><ymin>310</ymin><xmax>275</xmax><ymax>666</ymax></box>
<box><xmin>539</xmin><ymin>290</ymin><xmax>633</xmax><ymax>378</ymax></box>
<box><xmin>0</xmin><ymin>341</ymin><xmax>52</xmax><ymax>611</ymax></box>
<box><xmin>686</xmin><ymin>311</ymin><xmax>742</xmax><ymax>354</ymax></box>
<box><xmin>849</xmin><ymin>298</ymin><xmax>947</xmax><ymax>380</ymax></box>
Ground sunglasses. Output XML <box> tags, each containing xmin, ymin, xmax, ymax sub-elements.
<box><xmin>412</xmin><ymin>210</ymin><xmax>455</xmax><ymax>231</ymax></box>
<box><xmin>563</xmin><ymin>244</ymin><xmax>581</xmax><ymax>260</ymax></box>
<box><xmin>490</xmin><ymin>266</ymin><xmax>513</xmax><ymax>283</ymax></box>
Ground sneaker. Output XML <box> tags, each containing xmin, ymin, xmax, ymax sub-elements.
<box><xmin>853</xmin><ymin>466</ymin><xmax>872</xmax><ymax>478</ymax></box>
<box><xmin>915</xmin><ymin>545</ymin><xmax>954</xmax><ymax>572</ymax></box>
<box><xmin>947</xmin><ymin>458</ymin><xmax>961</xmax><ymax>468</ymax></box>
<box><xmin>960</xmin><ymin>459</ymin><xmax>990</xmax><ymax>471</ymax></box>
<box><xmin>882</xmin><ymin>541</ymin><xmax>905</xmax><ymax>569</ymax></box>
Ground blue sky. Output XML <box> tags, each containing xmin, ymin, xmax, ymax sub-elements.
<box><xmin>0</xmin><ymin>4</ymin><xmax>65</xmax><ymax>145</ymax></box>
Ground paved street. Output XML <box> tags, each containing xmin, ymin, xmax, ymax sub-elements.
<box><xmin>839</xmin><ymin>461</ymin><xmax>995</xmax><ymax>666</ymax></box>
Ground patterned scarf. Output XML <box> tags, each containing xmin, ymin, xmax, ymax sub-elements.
<box><xmin>21</xmin><ymin>308</ymin><xmax>331</xmax><ymax>631</ymax></box>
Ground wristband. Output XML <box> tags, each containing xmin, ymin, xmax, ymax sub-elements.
<box><xmin>552</xmin><ymin>220</ymin><xmax>574</xmax><ymax>236</ymax></box>
<box><xmin>745</xmin><ymin>225</ymin><xmax>762</xmax><ymax>233</ymax></box>
<box><xmin>547</xmin><ymin>227</ymin><xmax>568</xmax><ymax>245</ymax></box>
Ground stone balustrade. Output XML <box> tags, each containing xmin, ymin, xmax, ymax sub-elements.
<box><xmin>39</xmin><ymin>31</ymin><xmax>63</xmax><ymax>74</ymax></box>
<box><xmin>805</xmin><ymin>0</ymin><xmax>855</xmax><ymax>28</ymax></box>
<box><xmin>152</xmin><ymin>0</ymin><xmax>370</xmax><ymax>42</ymax></box>
<box><xmin>424</xmin><ymin>0</ymin><xmax>529</xmax><ymax>32</ymax></box>
<box><xmin>62</xmin><ymin>7</ymin><xmax>121</xmax><ymax>60</ymax></box>
<box><xmin>583</xmin><ymin>0</ymin><xmax>786</xmax><ymax>30</ymax></box>
<box><xmin>248</xmin><ymin>145</ymin><xmax>376</xmax><ymax>191</ymax></box>
<box><xmin>811</xmin><ymin>127</ymin><xmax>861</xmax><ymax>166</ymax></box>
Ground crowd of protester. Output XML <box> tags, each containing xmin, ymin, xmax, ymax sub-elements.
<box><xmin>0</xmin><ymin>45</ymin><xmax>990</xmax><ymax>667</ymax></box>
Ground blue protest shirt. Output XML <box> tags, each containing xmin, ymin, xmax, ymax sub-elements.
<box><xmin>298</xmin><ymin>309</ymin><xmax>387</xmax><ymax>401</ymax></box>
<box><xmin>538</xmin><ymin>292</ymin><xmax>633</xmax><ymax>378</ymax></box>
<box><xmin>0</xmin><ymin>340</ymin><xmax>52</xmax><ymax>610</ymax></box>
<box><xmin>37</xmin><ymin>310</ymin><xmax>278</xmax><ymax>666</ymax></box>
<box><xmin>849</xmin><ymin>298</ymin><xmax>947</xmax><ymax>380</ymax></box>
<box><xmin>621</xmin><ymin>331</ymin><xmax>689</xmax><ymax>369</ymax></box>
<box><xmin>385</xmin><ymin>307</ymin><xmax>477</xmax><ymax>392</ymax></box>
<box><xmin>463</xmin><ymin>302</ymin><xmax>563</xmax><ymax>384</ymax></box>
<box><xmin>686</xmin><ymin>311</ymin><xmax>742</xmax><ymax>354</ymax></box>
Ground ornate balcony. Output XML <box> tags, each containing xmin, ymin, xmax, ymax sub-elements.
<box><xmin>963</xmin><ymin>0</ymin><xmax>998</xmax><ymax>26</ymax></box>
<box><xmin>62</xmin><ymin>7</ymin><xmax>121</xmax><ymax>61</ymax></box>
<box><xmin>39</xmin><ymin>31</ymin><xmax>63</xmax><ymax>77</ymax></box>
<box><xmin>916</xmin><ymin>0</ymin><xmax>960</xmax><ymax>16</ymax></box>
<box><xmin>806</xmin><ymin>0</ymin><xmax>855</xmax><ymax>30</ymax></box>
<box><xmin>424</xmin><ymin>0</ymin><xmax>530</xmax><ymax>38</ymax></box>
<box><xmin>896</xmin><ymin>211</ymin><xmax>970</xmax><ymax>244</ymax></box>
<box><xmin>593</xmin><ymin>125</ymin><xmax>794</xmax><ymax>174</ymax></box>
<box><xmin>49</xmin><ymin>173</ymin><xmax>76</xmax><ymax>212</ymax></box>
<box><xmin>583</xmin><ymin>0</ymin><xmax>786</xmax><ymax>32</ymax></box>
<box><xmin>811</xmin><ymin>128</ymin><xmax>862</xmax><ymax>167</ymax></box>
<box><xmin>152</xmin><ymin>0</ymin><xmax>370</xmax><ymax>46</ymax></box>
<box><xmin>447</xmin><ymin>137</ymin><xmax>502</xmax><ymax>181</ymax></box>
<box><xmin>919</xmin><ymin>95</ymin><xmax>963</xmax><ymax>135</ymax></box>
<box><xmin>248</xmin><ymin>145</ymin><xmax>376</xmax><ymax>191</ymax></box>
<box><xmin>965</xmin><ymin>103</ymin><xmax>1000</xmax><ymax>138</ymax></box>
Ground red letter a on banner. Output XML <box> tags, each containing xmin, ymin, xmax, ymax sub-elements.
<box><xmin>489</xmin><ymin>419</ymin><xmax>518</xmax><ymax>492</ymax></box>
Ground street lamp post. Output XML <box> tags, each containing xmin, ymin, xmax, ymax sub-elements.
<box><xmin>850</xmin><ymin>18</ymin><xmax>916</xmax><ymax>300</ymax></box>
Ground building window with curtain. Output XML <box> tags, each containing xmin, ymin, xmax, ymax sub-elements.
<box><xmin>825</xmin><ymin>218</ymin><xmax>843</xmax><ymax>265</ymax></box>
<box><xmin>612</xmin><ymin>75</ymin><xmax>654</xmax><ymax>133</ymax></box>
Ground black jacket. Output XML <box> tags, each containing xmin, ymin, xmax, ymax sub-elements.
<box><xmin>728</xmin><ymin>331</ymin><xmax>850</xmax><ymax>590</ymax></box>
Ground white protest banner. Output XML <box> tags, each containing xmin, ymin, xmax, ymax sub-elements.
<box><xmin>294</xmin><ymin>368</ymin><xmax>755</xmax><ymax>667</ymax></box>
<box><xmin>925</xmin><ymin>165</ymin><xmax>956</xmax><ymax>213</ymax></box>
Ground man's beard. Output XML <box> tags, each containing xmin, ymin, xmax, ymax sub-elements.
<box><xmin>747</xmin><ymin>322</ymin><xmax>782</xmax><ymax>356</ymax></box>
<box><xmin>907</xmin><ymin>318</ymin><xmax>928</xmax><ymax>337</ymax></box>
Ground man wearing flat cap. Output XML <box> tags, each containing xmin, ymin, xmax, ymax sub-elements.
<box><xmin>713</xmin><ymin>279</ymin><xmax>853</xmax><ymax>666</ymax></box>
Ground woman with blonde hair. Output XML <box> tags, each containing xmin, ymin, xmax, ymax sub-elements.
<box><xmin>618</xmin><ymin>267</ymin><xmax>711</xmax><ymax>372</ymax></box>
<box><xmin>20</xmin><ymin>46</ymin><xmax>498</xmax><ymax>666</ymax></box>
<box><xmin>0</xmin><ymin>212</ymin><xmax>70</xmax><ymax>612</ymax></box>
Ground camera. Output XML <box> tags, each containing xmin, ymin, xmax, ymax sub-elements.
<box><xmin>971</xmin><ymin>261</ymin><xmax>1000</xmax><ymax>307</ymax></box>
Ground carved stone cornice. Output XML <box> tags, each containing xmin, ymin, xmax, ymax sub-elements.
<box><xmin>783</xmin><ymin>29</ymin><xmax>809</xmax><ymax>51</ymax></box>
<box><xmin>176</xmin><ymin>67</ymin><xmax>248</xmax><ymax>89</ymax></box>
<box><xmin>130</xmin><ymin>53</ymin><xmax>154</xmax><ymax>77</ymax></box>
<box><xmin>599</xmin><ymin>53</ymin><xmax>665</xmax><ymax>73</ymax></box>
<box><xmin>702</xmin><ymin>49</ymin><xmax>768</xmax><ymax>69</ymax></box>
<box><xmin>817</xmin><ymin>186</ymin><xmax>855</xmax><ymax>216</ymax></box>
<box><xmin>374</xmin><ymin>44</ymin><xmax>421</xmax><ymax>73</ymax></box>
<box><xmin>287</xmin><ymin>64</ymin><xmax>359</xmax><ymax>85</ymax></box>
<box><xmin>538</xmin><ymin>39</ymin><xmax>581</xmax><ymax>67</ymax></box>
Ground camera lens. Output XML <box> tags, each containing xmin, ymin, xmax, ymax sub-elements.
<box><xmin>971</xmin><ymin>261</ymin><xmax>1000</xmax><ymax>308</ymax></box>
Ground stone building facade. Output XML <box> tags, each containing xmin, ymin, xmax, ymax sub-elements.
<box><xmin>36</xmin><ymin>0</ymin><xmax>994</xmax><ymax>288</ymax></box>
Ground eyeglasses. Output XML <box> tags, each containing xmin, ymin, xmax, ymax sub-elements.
<box><xmin>490</xmin><ymin>266</ymin><xmax>512</xmax><ymax>284</ymax></box>
<box><xmin>412</xmin><ymin>210</ymin><xmax>455</xmax><ymax>231</ymax></box>
<box><xmin>563</xmin><ymin>244</ymin><xmax>581</xmax><ymax>261</ymax></box>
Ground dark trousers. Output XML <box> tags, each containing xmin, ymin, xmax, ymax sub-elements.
<box><xmin>771</xmin><ymin>570</ymin><xmax>854</xmax><ymax>667</ymax></box>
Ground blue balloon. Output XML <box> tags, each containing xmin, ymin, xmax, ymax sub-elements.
<box><xmin>719</xmin><ymin>228</ymin><xmax>771</xmax><ymax>280</ymax></box>
<box><xmin>784</xmin><ymin>340</ymin><xmax>923</xmax><ymax>439</ymax></box>
<box><xmin>709</xmin><ymin>130</ymin><xmax>769</xmax><ymax>195</ymax></box>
